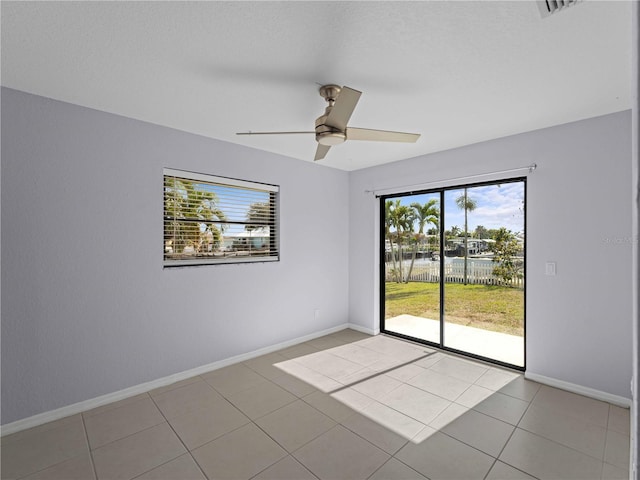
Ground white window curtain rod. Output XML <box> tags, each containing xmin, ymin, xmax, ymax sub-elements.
<box><xmin>366</xmin><ymin>163</ymin><xmax>537</xmax><ymax>197</ymax></box>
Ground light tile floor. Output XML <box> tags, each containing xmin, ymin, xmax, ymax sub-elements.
<box><xmin>1</xmin><ymin>329</ymin><xmax>631</xmax><ymax>480</ymax></box>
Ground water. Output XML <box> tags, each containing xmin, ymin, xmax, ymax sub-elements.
<box><xmin>410</xmin><ymin>256</ymin><xmax>496</xmax><ymax>267</ymax></box>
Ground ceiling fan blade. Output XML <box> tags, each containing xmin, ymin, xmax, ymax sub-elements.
<box><xmin>314</xmin><ymin>144</ymin><xmax>331</xmax><ymax>161</ymax></box>
<box><xmin>236</xmin><ymin>131</ymin><xmax>315</xmax><ymax>135</ymax></box>
<box><xmin>324</xmin><ymin>86</ymin><xmax>362</xmax><ymax>131</ymax></box>
<box><xmin>346</xmin><ymin>127</ymin><xmax>420</xmax><ymax>143</ymax></box>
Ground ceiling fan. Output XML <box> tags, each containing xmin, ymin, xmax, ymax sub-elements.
<box><xmin>236</xmin><ymin>85</ymin><xmax>421</xmax><ymax>161</ymax></box>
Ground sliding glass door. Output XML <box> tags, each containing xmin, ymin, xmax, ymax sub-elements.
<box><xmin>382</xmin><ymin>192</ymin><xmax>441</xmax><ymax>345</ymax></box>
<box><xmin>442</xmin><ymin>183</ymin><xmax>525</xmax><ymax>367</ymax></box>
<box><xmin>381</xmin><ymin>179</ymin><xmax>525</xmax><ymax>369</ymax></box>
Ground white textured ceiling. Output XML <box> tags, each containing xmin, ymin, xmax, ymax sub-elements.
<box><xmin>1</xmin><ymin>1</ymin><xmax>632</xmax><ymax>171</ymax></box>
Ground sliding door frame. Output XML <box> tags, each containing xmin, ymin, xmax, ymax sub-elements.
<box><xmin>379</xmin><ymin>177</ymin><xmax>527</xmax><ymax>371</ymax></box>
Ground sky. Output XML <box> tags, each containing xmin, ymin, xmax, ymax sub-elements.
<box><xmin>190</xmin><ymin>179</ymin><xmax>526</xmax><ymax>236</ymax></box>
<box><xmin>391</xmin><ymin>181</ymin><xmax>525</xmax><ymax>234</ymax></box>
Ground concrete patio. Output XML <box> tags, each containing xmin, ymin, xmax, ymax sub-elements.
<box><xmin>385</xmin><ymin>314</ymin><xmax>524</xmax><ymax>367</ymax></box>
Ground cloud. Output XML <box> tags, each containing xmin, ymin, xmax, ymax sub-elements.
<box><xmin>446</xmin><ymin>183</ymin><xmax>524</xmax><ymax>232</ymax></box>
<box><xmin>388</xmin><ymin>181</ymin><xmax>526</xmax><ymax>233</ymax></box>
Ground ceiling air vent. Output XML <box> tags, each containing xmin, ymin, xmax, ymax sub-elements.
<box><xmin>538</xmin><ymin>0</ymin><xmax>581</xmax><ymax>18</ymax></box>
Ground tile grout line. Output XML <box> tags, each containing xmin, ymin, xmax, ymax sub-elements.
<box><xmin>514</xmin><ymin>421</ymin><xmax>610</xmax><ymax>464</ymax></box>
<box><xmin>86</xmin><ymin>421</ymin><xmax>185</xmax><ymax>474</ymax></box>
<box><xmin>82</xmin><ymin>414</ymin><xmax>166</xmax><ymax>452</ymax></box>
<box><xmin>248</xmin><ymin>363</ymin><xmax>401</xmax><ymax>479</ymax></box>
<box><xmin>247</xmin><ymin>454</ymin><xmax>320</xmax><ymax>480</ymax></box>
<box><xmin>320</xmin><ymin>346</ymin><xmax>512</xmax><ymax>476</ymax></box>
<box><xmin>245</xmin><ymin>384</ymin><xmax>355</xmax><ymax>479</ymax></box>
<box><xmin>481</xmin><ymin>458</ymin><xmax>500</xmax><ymax>480</ymax></box>
<box><xmin>331</xmin><ymin>411</ymin><xmax>402</xmax><ymax>455</ymax></box>
<box><xmin>250</xmin><ymin>418</ymin><xmax>311</xmax><ymax>476</ymax></box>
<box><xmin>505</xmin><ymin>426</ymin><xmax>613</xmax><ymax>474</ymax></box>
<box><xmin>430</xmin><ymin>373</ymin><xmax>558</xmax><ymax>479</ymax></box>
<box><xmin>366</xmin><ymin>347</ymin><xmax>534</xmax><ymax>479</ymax></box>
<box><xmin>155</xmin><ymin>357</ymin><xmax>318</xmax><ymax>478</ymax></box>
<box><xmin>482</xmin><ymin>418</ymin><xmax>542</xmax><ymax>480</ymax></box>
<box><xmin>155</xmin><ymin>362</ymin><xmax>316</xmax><ymax>479</ymax></box>
<box><xmin>363</xmin><ymin>456</ymin><xmax>396</xmax><ymax>480</ymax></box>
<box><xmin>144</xmin><ymin>394</ymin><xmax>211</xmax><ymax>480</ymax></box>
<box><xmin>287</xmin><ymin>423</ymin><xmax>388</xmax><ymax>479</ymax></box>
<box><xmin>252</xmin><ymin>398</ymin><xmax>337</xmax><ymax>454</ymax></box>
<box><xmin>506</xmin><ymin>384</ymin><xmax>630</xmax><ymax>474</ymax></box>
<box><xmin>80</xmin><ymin>413</ymin><xmax>100</xmax><ymax>480</ymax></box>
<box><xmin>388</xmin><ymin>451</ymin><xmax>433</xmax><ymax>480</ymax></box>
<box><xmin>6</xmin><ymin>417</ymin><xmax>96</xmax><ymax>480</ymax></box>
<box><xmin>326</xmin><ymin>352</ymin><xmax>438</xmax><ymax>394</ymax></box>
<box><xmin>515</xmin><ymin>386</ymin><xmax>621</xmax><ymax>467</ymax></box>
<box><xmin>483</xmin><ymin>379</ymin><xmax>545</xmax><ymax>479</ymax></box>
<box><xmin>364</xmin><ymin>453</ymin><xmax>426</xmax><ymax>480</ymax></box>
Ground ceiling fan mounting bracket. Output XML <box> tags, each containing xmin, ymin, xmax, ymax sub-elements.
<box><xmin>319</xmin><ymin>84</ymin><xmax>342</xmax><ymax>105</ymax></box>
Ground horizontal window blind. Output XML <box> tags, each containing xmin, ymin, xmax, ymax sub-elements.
<box><xmin>163</xmin><ymin>169</ymin><xmax>279</xmax><ymax>266</ymax></box>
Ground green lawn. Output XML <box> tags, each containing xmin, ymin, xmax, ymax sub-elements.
<box><xmin>385</xmin><ymin>282</ymin><xmax>524</xmax><ymax>336</ymax></box>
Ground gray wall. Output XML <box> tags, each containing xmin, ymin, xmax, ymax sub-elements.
<box><xmin>349</xmin><ymin>111</ymin><xmax>633</xmax><ymax>399</ymax></box>
<box><xmin>1</xmin><ymin>88</ymin><xmax>350</xmax><ymax>424</ymax></box>
<box><xmin>2</xmin><ymin>87</ymin><xmax>634</xmax><ymax>425</ymax></box>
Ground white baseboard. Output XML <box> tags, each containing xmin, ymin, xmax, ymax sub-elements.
<box><xmin>525</xmin><ymin>372</ymin><xmax>632</xmax><ymax>408</ymax></box>
<box><xmin>1</xmin><ymin>322</ymin><xmax>358</xmax><ymax>437</ymax></box>
<box><xmin>347</xmin><ymin>322</ymin><xmax>379</xmax><ymax>336</ymax></box>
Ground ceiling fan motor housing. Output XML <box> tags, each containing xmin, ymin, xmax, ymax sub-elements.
<box><xmin>315</xmin><ymin>111</ymin><xmax>346</xmax><ymax>145</ymax></box>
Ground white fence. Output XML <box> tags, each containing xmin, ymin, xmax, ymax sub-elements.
<box><xmin>385</xmin><ymin>259</ymin><xmax>524</xmax><ymax>288</ymax></box>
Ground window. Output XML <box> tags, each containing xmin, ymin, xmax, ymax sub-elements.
<box><xmin>163</xmin><ymin>168</ymin><xmax>279</xmax><ymax>266</ymax></box>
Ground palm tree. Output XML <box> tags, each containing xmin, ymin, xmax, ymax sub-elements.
<box><xmin>397</xmin><ymin>205</ymin><xmax>415</xmax><ymax>282</ymax></box>
<box><xmin>387</xmin><ymin>200</ymin><xmax>414</xmax><ymax>282</ymax></box>
<box><xmin>410</xmin><ymin>199</ymin><xmax>439</xmax><ymax>251</ymax></box>
<box><xmin>406</xmin><ymin>199</ymin><xmax>439</xmax><ymax>280</ymax></box>
<box><xmin>474</xmin><ymin>225</ymin><xmax>488</xmax><ymax>239</ymax></box>
<box><xmin>411</xmin><ymin>199</ymin><xmax>439</xmax><ymax>235</ymax></box>
<box><xmin>245</xmin><ymin>202</ymin><xmax>271</xmax><ymax>231</ymax></box>
<box><xmin>384</xmin><ymin>200</ymin><xmax>398</xmax><ymax>277</ymax></box>
<box><xmin>164</xmin><ymin>178</ymin><xmax>226</xmax><ymax>255</ymax></box>
<box><xmin>455</xmin><ymin>189</ymin><xmax>477</xmax><ymax>284</ymax></box>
